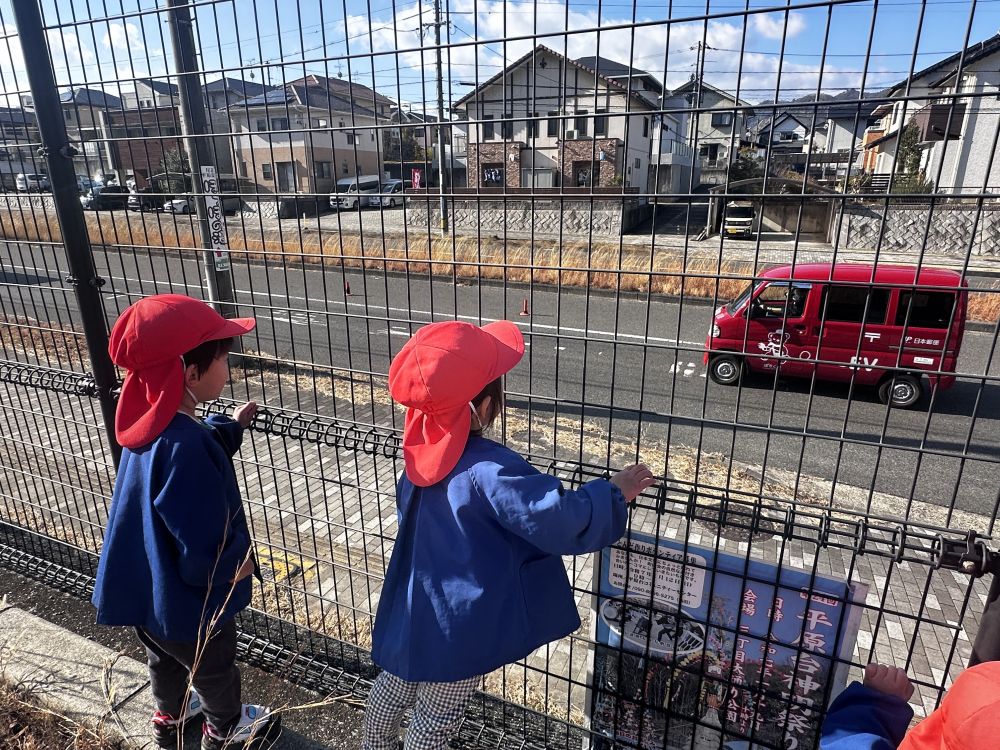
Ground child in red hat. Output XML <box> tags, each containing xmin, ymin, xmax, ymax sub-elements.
<box><xmin>91</xmin><ymin>294</ymin><xmax>281</xmax><ymax>750</ymax></box>
<box><xmin>820</xmin><ymin>660</ymin><xmax>1000</xmax><ymax>750</ymax></box>
<box><xmin>363</xmin><ymin>320</ymin><xmax>655</xmax><ymax>750</ymax></box>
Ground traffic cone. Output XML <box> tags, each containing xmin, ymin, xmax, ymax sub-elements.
<box><xmin>344</xmin><ymin>280</ymin><xmax>352</xmax><ymax>296</ymax></box>
<box><xmin>519</xmin><ymin>298</ymin><xmax>530</xmax><ymax>317</ymax></box>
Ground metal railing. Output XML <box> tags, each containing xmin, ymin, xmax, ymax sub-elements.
<box><xmin>1</xmin><ymin>0</ymin><xmax>999</xmax><ymax>748</ymax></box>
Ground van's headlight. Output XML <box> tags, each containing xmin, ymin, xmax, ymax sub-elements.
<box><xmin>711</xmin><ymin>324</ymin><xmax>721</xmax><ymax>338</ymax></box>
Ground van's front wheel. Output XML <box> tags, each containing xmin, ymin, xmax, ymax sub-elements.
<box><xmin>878</xmin><ymin>373</ymin><xmax>923</xmax><ymax>408</ymax></box>
<box><xmin>709</xmin><ymin>354</ymin><xmax>743</xmax><ymax>385</ymax></box>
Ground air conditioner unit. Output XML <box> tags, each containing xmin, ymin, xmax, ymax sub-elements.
<box><xmin>564</xmin><ymin>129</ymin><xmax>579</xmax><ymax>140</ymax></box>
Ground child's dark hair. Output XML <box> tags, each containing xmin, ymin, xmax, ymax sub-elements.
<box><xmin>182</xmin><ymin>337</ymin><xmax>233</xmax><ymax>376</ymax></box>
<box><xmin>471</xmin><ymin>378</ymin><xmax>503</xmax><ymax>434</ymax></box>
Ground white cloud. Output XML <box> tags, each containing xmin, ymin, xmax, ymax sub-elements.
<box><xmin>752</xmin><ymin>12</ymin><xmax>806</xmax><ymax>41</ymax></box>
<box><xmin>101</xmin><ymin>21</ymin><xmax>144</xmax><ymax>52</ymax></box>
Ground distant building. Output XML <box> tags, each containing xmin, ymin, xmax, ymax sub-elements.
<box><xmin>452</xmin><ymin>45</ymin><xmax>659</xmax><ymax>191</ymax></box>
<box><xmin>670</xmin><ymin>79</ymin><xmax>753</xmax><ymax>186</ymax></box>
<box><xmin>229</xmin><ymin>74</ymin><xmax>392</xmax><ymax>194</ymax></box>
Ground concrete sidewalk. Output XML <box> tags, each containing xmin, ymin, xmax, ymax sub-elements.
<box><xmin>0</xmin><ymin>569</ymin><xmax>366</xmax><ymax>749</ymax></box>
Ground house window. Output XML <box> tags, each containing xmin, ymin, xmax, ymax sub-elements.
<box><xmin>575</xmin><ymin>110</ymin><xmax>588</xmax><ymax>136</ymax></box>
<box><xmin>371</xmin><ymin>130</ymin><xmax>376</xmax><ymax>142</ymax></box>
<box><xmin>64</xmin><ymin>110</ymin><xmax>72</xmax><ymax>122</ymax></box>
<box><xmin>528</xmin><ymin>113</ymin><xmax>539</xmax><ymax>139</ymax></box>
<box><xmin>711</xmin><ymin>112</ymin><xmax>734</xmax><ymax>128</ymax></box>
<box><xmin>501</xmin><ymin>114</ymin><xmax>512</xmax><ymax>140</ymax></box>
<box><xmin>261</xmin><ymin>163</ymin><xmax>273</xmax><ymax>180</ymax></box>
<box><xmin>547</xmin><ymin>112</ymin><xmax>559</xmax><ymax>137</ymax></box>
<box><xmin>595</xmin><ymin>110</ymin><xmax>608</xmax><ymax>136</ymax></box>
<box><xmin>271</xmin><ymin>117</ymin><xmax>289</xmax><ymax>130</ymax></box>
<box><xmin>483</xmin><ymin>114</ymin><xmax>494</xmax><ymax>140</ymax></box>
<box><xmin>342</xmin><ymin>160</ymin><xmax>349</xmax><ymax>175</ymax></box>
<box><xmin>239</xmin><ymin>161</ymin><xmax>248</xmax><ymax>178</ymax></box>
<box><xmin>643</xmin><ymin>117</ymin><xmax>649</xmax><ymax>137</ymax></box>
<box><xmin>346</xmin><ymin>132</ymin><xmax>356</xmax><ymax>145</ymax></box>
<box><xmin>256</xmin><ymin>119</ymin><xmax>267</xmax><ymax>132</ymax></box>
<box><xmin>634</xmin><ymin>157</ymin><xmax>641</xmax><ymax>169</ymax></box>
<box><xmin>314</xmin><ymin>161</ymin><xmax>332</xmax><ymax>179</ymax></box>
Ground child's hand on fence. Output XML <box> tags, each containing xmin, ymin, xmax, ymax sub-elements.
<box><xmin>231</xmin><ymin>558</ymin><xmax>255</xmax><ymax>584</ymax></box>
<box><xmin>863</xmin><ymin>663</ymin><xmax>914</xmax><ymax>701</ymax></box>
<box><xmin>233</xmin><ymin>401</ymin><xmax>258</xmax><ymax>428</ymax></box>
<box><xmin>610</xmin><ymin>464</ymin><xmax>656</xmax><ymax>502</ymax></box>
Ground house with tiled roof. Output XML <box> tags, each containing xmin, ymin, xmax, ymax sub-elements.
<box><xmin>668</xmin><ymin>78</ymin><xmax>753</xmax><ymax>186</ymax></box>
<box><xmin>451</xmin><ymin>45</ymin><xmax>659</xmax><ymax>190</ymax></box>
<box><xmin>862</xmin><ymin>33</ymin><xmax>1000</xmax><ymax>193</ymax></box>
<box><xmin>228</xmin><ymin>74</ymin><xmax>393</xmax><ymax>194</ymax></box>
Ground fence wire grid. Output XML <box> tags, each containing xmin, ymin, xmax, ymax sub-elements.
<box><xmin>1</xmin><ymin>0</ymin><xmax>999</xmax><ymax>748</ymax></box>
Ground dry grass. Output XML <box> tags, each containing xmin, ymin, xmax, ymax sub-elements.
<box><xmin>0</xmin><ymin>678</ymin><xmax>124</xmax><ymax>750</ymax></box>
<box><xmin>0</xmin><ymin>314</ymin><xmax>86</xmax><ymax>366</ymax></box>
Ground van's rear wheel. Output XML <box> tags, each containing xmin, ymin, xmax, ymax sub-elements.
<box><xmin>878</xmin><ymin>373</ymin><xmax>922</xmax><ymax>408</ymax></box>
<box><xmin>709</xmin><ymin>354</ymin><xmax>743</xmax><ymax>385</ymax></box>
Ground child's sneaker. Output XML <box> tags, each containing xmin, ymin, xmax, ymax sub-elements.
<box><xmin>200</xmin><ymin>703</ymin><xmax>281</xmax><ymax>750</ymax></box>
<box><xmin>152</xmin><ymin>689</ymin><xmax>204</xmax><ymax>748</ymax></box>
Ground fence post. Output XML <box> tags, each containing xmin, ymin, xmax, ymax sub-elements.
<box><xmin>166</xmin><ymin>0</ymin><xmax>237</xmax><ymax>318</ymax></box>
<box><xmin>11</xmin><ymin>0</ymin><xmax>121</xmax><ymax>466</ymax></box>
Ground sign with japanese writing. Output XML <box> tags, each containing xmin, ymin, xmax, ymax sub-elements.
<box><xmin>200</xmin><ymin>166</ymin><xmax>230</xmax><ymax>272</ymax></box>
<box><xmin>589</xmin><ymin>532</ymin><xmax>866</xmax><ymax>750</ymax></box>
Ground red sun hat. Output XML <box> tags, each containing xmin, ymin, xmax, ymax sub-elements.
<box><xmin>108</xmin><ymin>294</ymin><xmax>256</xmax><ymax>449</ymax></box>
<box><xmin>388</xmin><ymin>320</ymin><xmax>524</xmax><ymax>486</ymax></box>
<box><xmin>898</xmin><ymin>662</ymin><xmax>1000</xmax><ymax>750</ymax></box>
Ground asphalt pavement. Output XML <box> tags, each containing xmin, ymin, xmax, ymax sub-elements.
<box><xmin>2</xmin><ymin>239</ymin><xmax>998</xmax><ymax>513</ymax></box>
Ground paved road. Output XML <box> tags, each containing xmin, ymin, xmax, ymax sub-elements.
<box><xmin>2</xmin><ymin>239</ymin><xmax>998</xmax><ymax>514</ymax></box>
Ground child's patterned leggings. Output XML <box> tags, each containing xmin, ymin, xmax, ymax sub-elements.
<box><xmin>363</xmin><ymin>670</ymin><xmax>480</xmax><ymax>750</ymax></box>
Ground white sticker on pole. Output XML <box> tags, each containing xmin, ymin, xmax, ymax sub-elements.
<box><xmin>201</xmin><ymin>166</ymin><xmax>230</xmax><ymax>271</ymax></box>
<box><xmin>608</xmin><ymin>538</ymin><xmax>707</xmax><ymax>609</ymax></box>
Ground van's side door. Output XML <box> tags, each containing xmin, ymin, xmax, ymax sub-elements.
<box><xmin>743</xmin><ymin>281</ymin><xmax>815</xmax><ymax>377</ymax></box>
<box><xmin>815</xmin><ymin>285</ymin><xmax>893</xmax><ymax>385</ymax></box>
<box><xmin>890</xmin><ymin>288</ymin><xmax>959</xmax><ymax>379</ymax></box>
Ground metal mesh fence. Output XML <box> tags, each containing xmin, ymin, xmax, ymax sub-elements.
<box><xmin>1</xmin><ymin>0</ymin><xmax>999</xmax><ymax>747</ymax></box>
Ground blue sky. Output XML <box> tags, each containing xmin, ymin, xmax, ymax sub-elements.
<box><xmin>2</xmin><ymin>0</ymin><xmax>999</xmax><ymax>109</ymax></box>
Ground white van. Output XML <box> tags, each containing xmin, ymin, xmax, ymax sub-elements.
<box><xmin>330</xmin><ymin>175</ymin><xmax>381</xmax><ymax>210</ymax></box>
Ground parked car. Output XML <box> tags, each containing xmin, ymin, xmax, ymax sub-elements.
<box><xmin>704</xmin><ymin>263</ymin><xmax>968</xmax><ymax>408</ymax></box>
<box><xmin>127</xmin><ymin>187</ymin><xmax>163</xmax><ymax>212</ymax></box>
<box><xmin>163</xmin><ymin>191</ymin><xmax>244</xmax><ymax>214</ymax></box>
<box><xmin>330</xmin><ymin>175</ymin><xmax>381</xmax><ymax>210</ymax></box>
<box><xmin>80</xmin><ymin>185</ymin><xmax>130</xmax><ymax>210</ymax></box>
<box><xmin>722</xmin><ymin>201</ymin><xmax>756</xmax><ymax>238</ymax></box>
<box><xmin>370</xmin><ymin>179</ymin><xmax>412</xmax><ymax>208</ymax></box>
<box><xmin>15</xmin><ymin>173</ymin><xmax>50</xmax><ymax>192</ymax></box>
<box><xmin>76</xmin><ymin>175</ymin><xmax>97</xmax><ymax>194</ymax></box>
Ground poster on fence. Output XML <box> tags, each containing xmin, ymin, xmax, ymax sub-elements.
<box><xmin>200</xmin><ymin>166</ymin><xmax>231</xmax><ymax>272</ymax></box>
<box><xmin>588</xmin><ymin>532</ymin><xmax>866</xmax><ymax>750</ymax></box>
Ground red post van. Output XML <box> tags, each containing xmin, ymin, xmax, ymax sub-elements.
<box><xmin>704</xmin><ymin>263</ymin><xmax>968</xmax><ymax>407</ymax></box>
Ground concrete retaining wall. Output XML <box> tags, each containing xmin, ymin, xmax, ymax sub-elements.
<box><xmin>836</xmin><ymin>201</ymin><xmax>1000</xmax><ymax>256</ymax></box>
<box><xmin>404</xmin><ymin>198</ymin><xmax>651</xmax><ymax>236</ymax></box>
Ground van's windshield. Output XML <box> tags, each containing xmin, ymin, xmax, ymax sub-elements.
<box><xmin>727</xmin><ymin>206</ymin><xmax>754</xmax><ymax>219</ymax></box>
<box><xmin>727</xmin><ymin>281</ymin><xmax>762</xmax><ymax>314</ymax></box>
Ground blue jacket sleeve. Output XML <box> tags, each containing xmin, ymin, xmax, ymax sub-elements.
<box><xmin>152</xmin><ymin>438</ymin><xmax>250</xmax><ymax>589</ymax></box>
<box><xmin>820</xmin><ymin>682</ymin><xmax>914</xmax><ymax>750</ymax></box>
<box><xmin>471</xmin><ymin>451</ymin><xmax>628</xmax><ymax>555</ymax></box>
<box><xmin>204</xmin><ymin>415</ymin><xmax>245</xmax><ymax>457</ymax></box>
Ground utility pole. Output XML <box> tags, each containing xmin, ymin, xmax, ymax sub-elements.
<box><xmin>429</xmin><ymin>0</ymin><xmax>449</xmax><ymax>235</ymax></box>
<box><xmin>11</xmin><ymin>0</ymin><xmax>121</xmax><ymax>465</ymax></box>
<box><xmin>167</xmin><ymin>0</ymin><xmax>236</xmax><ymax>316</ymax></box>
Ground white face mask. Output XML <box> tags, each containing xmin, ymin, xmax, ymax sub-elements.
<box><xmin>469</xmin><ymin>401</ymin><xmax>484</xmax><ymax>431</ymax></box>
<box><xmin>180</xmin><ymin>356</ymin><xmax>199</xmax><ymax>406</ymax></box>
